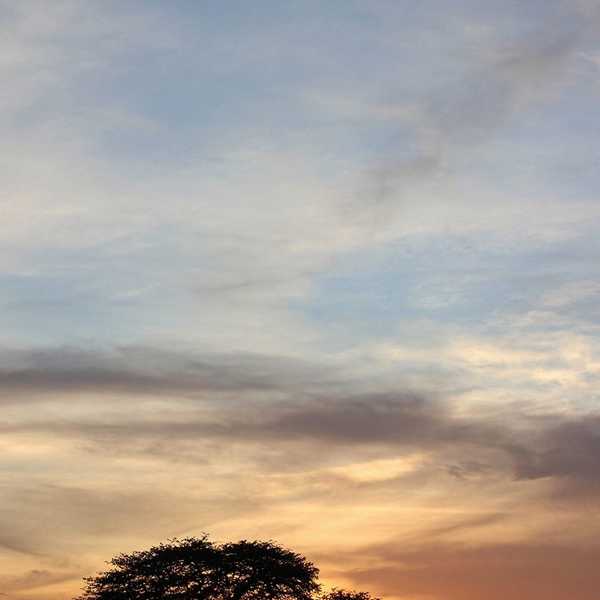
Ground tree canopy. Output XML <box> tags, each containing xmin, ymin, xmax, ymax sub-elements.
<box><xmin>76</xmin><ymin>536</ymin><xmax>377</xmax><ymax>600</ymax></box>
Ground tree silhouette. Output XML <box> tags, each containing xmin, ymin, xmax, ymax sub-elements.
<box><xmin>76</xmin><ymin>536</ymin><xmax>321</xmax><ymax>600</ymax></box>
<box><xmin>322</xmin><ymin>589</ymin><xmax>380</xmax><ymax>600</ymax></box>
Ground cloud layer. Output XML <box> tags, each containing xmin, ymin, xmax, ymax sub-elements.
<box><xmin>2</xmin><ymin>1</ymin><xmax>600</xmax><ymax>599</ymax></box>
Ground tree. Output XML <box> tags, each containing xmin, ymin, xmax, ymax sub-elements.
<box><xmin>322</xmin><ymin>589</ymin><xmax>380</xmax><ymax>600</ymax></box>
<box><xmin>76</xmin><ymin>536</ymin><xmax>321</xmax><ymax>600</ymax></box>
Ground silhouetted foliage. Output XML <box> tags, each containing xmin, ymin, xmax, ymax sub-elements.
<box><xmin>76</xmin><ymin>536</ymin><xmax>321</xmax><ymax>600</ymax></box>
<box><xmin>322</xmin><ymin>589</ymin><xmax>380</xmax><ymax>600</ymax></box>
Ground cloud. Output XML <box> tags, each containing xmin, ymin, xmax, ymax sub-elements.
<box><xmin>511</xmin><ymin>414</ymin><xmax>600</xmax><ymax>497</ymax></box>
<box><xmin>352</xmin><ymin>3</ymin><xmax>591</xmax><ymax>224</ymax></box>
<box><xmin>1</xmin><ymin>4</ymin><xmax>600</xmax><ymax>597</ymax></box>
<box><xmin>0</xmin><ymin>535</ymin><xmax>43</xmax><ymax>559</ymax></box>
<box><xmin>0</xmin><ymin>346</ymin><xmax>334</xmax><ymax>401</ymax></box>
<box><xmin>338</xmin><ymin>540</ymin><xmax>600</xmax><ymax>600</ymax></box>
<box><xmin>0</xmin><ymin>345</ymin><xmax>491</xmax><ymax>451</ymax></box>
<box><xmin>3</xmin><ymin>344</ymin><xmax>599</xmax><ymax>500</ymax></box>
<box><xmin>229</xmin><ymin>393</ymin><xmax>498</xmax><ymax>449</ymax></box>
<box><xmin>1</xmin><ymin>569</ymin><xmax>77</xmax><ymax>592</ymax></box>
<box><xmin>429</xmin><ymin>28</ymin><xmax>580</xmax><ymax>145</ymax></box>
<box><xmin>1</xmin><ymin>344</ymin><xmax>599</xmax><ymax>599</ymax></box>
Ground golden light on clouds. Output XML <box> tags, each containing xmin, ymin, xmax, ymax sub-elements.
<box><xmin>2</xmin><ymin>1</ymin><xmax>600</xmax><ymax>599</ymax></box>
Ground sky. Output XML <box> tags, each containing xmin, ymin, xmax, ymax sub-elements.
<box><xmin>2</xmin><ymin>1</ymin><xmax>600</xmax><ymax>599</ymax></box>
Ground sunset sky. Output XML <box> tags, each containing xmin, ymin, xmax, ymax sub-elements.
<box><xmin>2</xmin><ymin>2</ymin><xmax>600</xmax><ymax>599</ymax></box>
